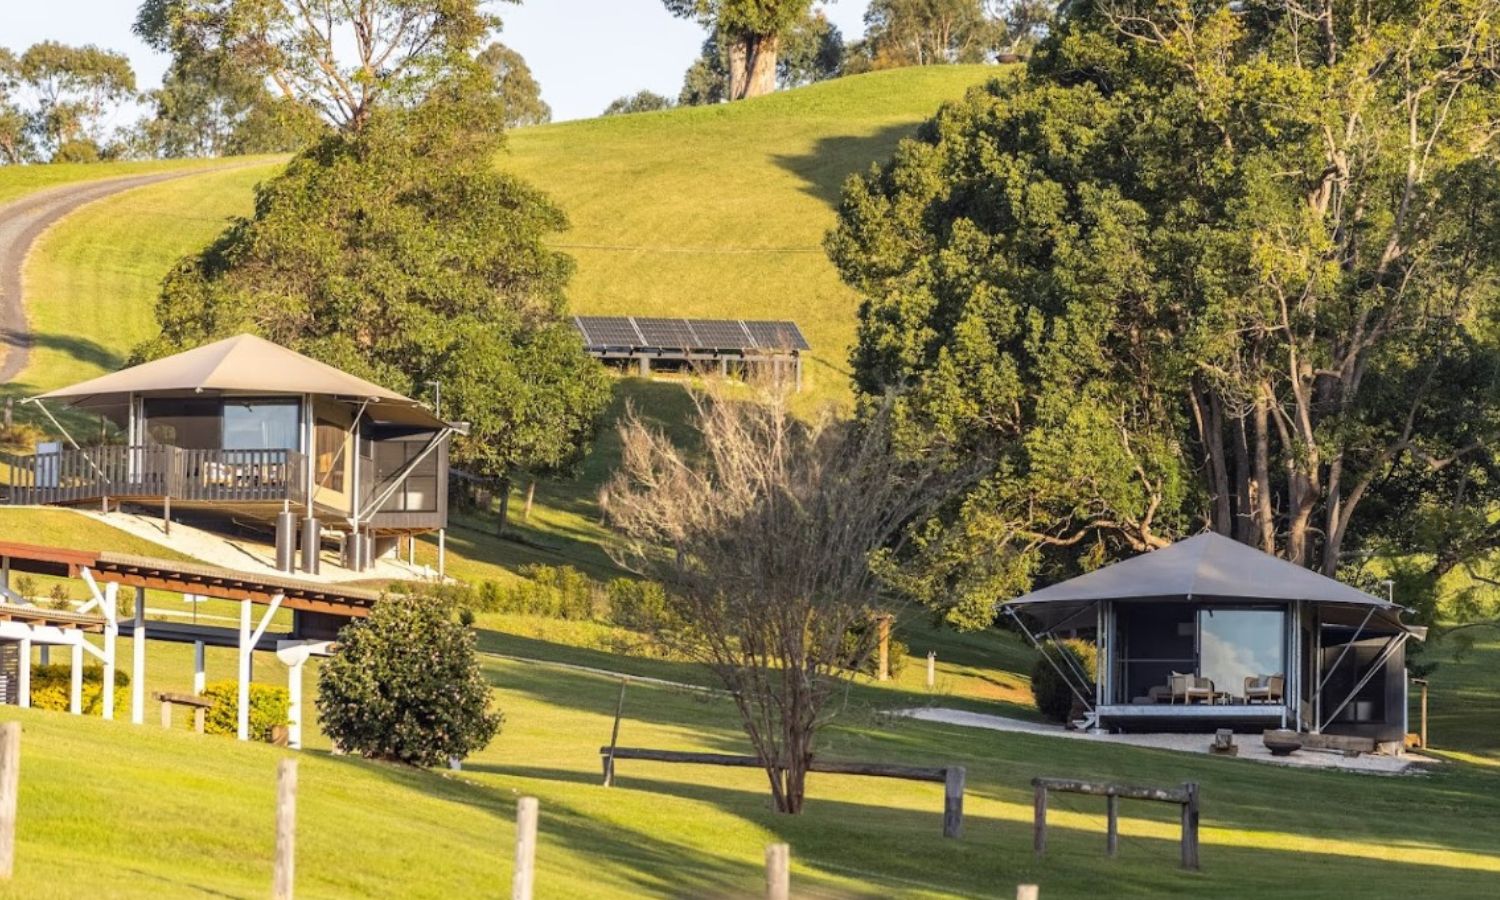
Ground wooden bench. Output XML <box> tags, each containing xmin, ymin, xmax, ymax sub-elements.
<box><xmin>155</xmin><ymin>691</ymin><xmax>213</xmax><ymax>734</ymax></box>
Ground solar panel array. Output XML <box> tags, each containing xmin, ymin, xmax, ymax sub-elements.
<box><xmin>574</xmin><ymin>316</ymin><xmax>810</xmax><ymax>353</ymax></box>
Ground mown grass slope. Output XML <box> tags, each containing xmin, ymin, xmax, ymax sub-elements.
<box><xmin>502</xmin><ymin>65</ymin><xmax>1003</xmax><ymax>408</ymax></box>
<box><xmin>5</xmin><ymin>641</ymin><xmax>1500</xmax><ymax>899</ymax></box>
<box><xmin>0</xmin><ymin>157</ymin><xmax>250</xmax><ymax>207</ymax></box>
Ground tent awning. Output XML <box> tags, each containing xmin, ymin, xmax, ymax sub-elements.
<box><xmin>29</xmin><ymin>334</ymin><xmax>447</xmax><ymax>430</ymax></box>
<box><xmin>1004</xmin><ymin>533</ymin><xmax>1420</xmax><ymax>635</ymax></box>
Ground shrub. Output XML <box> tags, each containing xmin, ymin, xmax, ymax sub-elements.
<box><xmin>318</xmin><ymin>592</ymin><xmax>502</xmax><ymax>766</ymax></box>
<box><xmin>46</xmin><ymin>584</ymin><xmax>71</xmax><ymax>610</ymax></box>
<box><xmin>13</xmin><ymin>575</ymin><xmax>37</xmax><ymax>602</ymax></box>
<box><xmin>484</xmin><ymin>565</ymin><xmax>601</xmax><ymax>620</ymax></box>
<box><xmin>606</xmin><ymin>578</ymin><xmax>670</xmax><ymax>631</ymax></box>
<box><xmin>202</xmin><ymin>681</ymin><xmax>290</xmax><ymax>741</ymax></box>
<box><xmin>29</xmin><ymin>664</ymin><xmax>128</xmax><ymax>716</ymax></box>
<box><xmin>1030</xmin><ymin>639</ymin><xmax>1098</xmax><ymax>723</ymax></box>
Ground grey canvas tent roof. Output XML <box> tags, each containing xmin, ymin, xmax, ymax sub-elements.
<box><xmin>1007</xmin><ymin>532</ymin><xmax>1419</xmax><ymax>633</ymax></box>
<box><xmin>30</xmin><ymin>334</ymin><xmax>446</xmax><ymax>429</ymax></box>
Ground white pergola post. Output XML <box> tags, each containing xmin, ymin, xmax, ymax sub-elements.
<box><xmin>238</xmin><ymin>595</ymin><xmax>285</xmax><ymax>741</ymax></box>
<box><xmin>193</xmin><ymin>641</ymin><xmax>205</xmax><ymax>696</ymax></box>
<box><xmin>131</xmin><ymin>587</ymin><xmax>146</xmax><ymax>724</ymax></box>
<box><xmin>101</xmin><ymin>582</ymin><xmax>118</xmax><ymax>721</ymax></box>
<box><xmin>16</xmin><ymin>637</ymin><xmax>29</xmax><ymax>709</ymax></box>
<box><xmin>68</xmin><ymin>642</ymin><xmax>83</xmax><ymax>714</ymax></box>
<box><xmin>238</xmin><ymin>601</ymin><xmax>251</xmax><ymax>740</ymax></box>
<box><xmin>277</xmin><ymin>640</ymin><xmax>332</xmax><ymax>752</ymax></box>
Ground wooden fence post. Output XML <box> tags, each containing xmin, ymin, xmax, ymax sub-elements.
<box><xmin>0</xmin><ymin>722</ymin><xmax>19</xmax><ymax>880</ymax></box>
<box><xmin>765</xmin><ymin>843</ymin><xmax>789</xmax><ymax>900</ymax></box>
<box><xmin>876</xmin><ymin>615</ymin><xmax>892</xmax><ymax>682</ymax></box>
<box><xmin>926</xmin><ymin>652</ymin><xmax>936</xmax><ymax>689</ymax></box>
<box><xmin>1180</xmin><ymin>782</ymin><xmax>1199</xmax><ymax>871</ymax></box>
<box><xmin>602</xmin><ymin>679</ymin><xmax>628</xmax><ymax>787</ymax></box>
<box><xmin>1017</xmin><ymin>886</ymin><xmax>1039</xmax><ymax>900</ymax></box>
<box><xmin>943</xmin><ymin>766</ymin><xmax>965</xmax><ymax>839</ymax></box>
<box><xmin>513</xmin><ymin>796</ymin><xmax>539</xmax><ymax>900</ymax></box>
<box><xmin>1032</xmin><ymin>782</ymin><xmax>1048</xmax><ymax>856</ymax></box>
<box><xmin>273</xmin><ymin>758</ymin><xmax>297</xmax><ymax>900</ymax></box>
<box><xmin>1106</xmin><ymin>793</ymin><xmax>1119</xmax><ymax>857</ymax></box>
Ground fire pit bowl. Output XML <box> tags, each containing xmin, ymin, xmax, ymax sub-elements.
<box><xmin>1262</xmin><ymin>729</ymin><xmax>1303</xmax><ymax>757</ymax></box>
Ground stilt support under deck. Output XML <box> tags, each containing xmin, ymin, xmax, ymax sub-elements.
<box><xmin>238</xmin><ymin>595</ymin><xmax>284</xmax><ymax>740</ymax></box>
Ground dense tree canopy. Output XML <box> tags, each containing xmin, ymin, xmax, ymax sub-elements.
<box><xmin>680</xmin><ymin>10</ymin><xmax>843</xmax><ymax>105</ymax></box>
<box><xmin>602</xmin><ymin>90</ymin><xmax>675</xmax><ymax>116</ymax></box>
<box><xmin>0</xmin><ymin>49</ymin><xmax>24</xmax><ymax>164</ymax></box>
<box><xmin>845</xmin><ymin>1</ymin><xmax>1053</xmax><ymax>73</ymax></box>
<box><xmin>477</xmin><ymin>41</ymin><xmax>550</xmax><ymax>128</ymax></box>
<box><xmin>830</xmin><ymin>0</ymin><xmax>1500</xmax><ymax>628</ymax></box>
<box><xmin>144</xmin><ymin>0</ymin><xmax>501</xmax><ymax>132</ymax></box>
<box><xmin>137</xmin><ymin>73</ymin><xmax>609</xmax><ymax>499</ymax></box>
<box><xmin>15</xmin><ymin>42</ymin><xmax>136</xmax><ymax>162</ymax></box>
<box><xmin>665</xmin><ymin>0</ymin><xmax>815</xmax><ymax>99</ymax></box>
<box><xmin>133</xmin><ymin>0</ymin><xmax>321</xmax><ymax>157</ymax></box>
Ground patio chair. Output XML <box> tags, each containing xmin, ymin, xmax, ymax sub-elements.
<box><xmin>1244</xmin><ymin>674</ymin><xmax>1284</xmax><ymax>704</ymax></box>
<box><xmin>1171</xmin><ymin>673</ymin><xmax>1215</xmax><ymax>704</ymax></box>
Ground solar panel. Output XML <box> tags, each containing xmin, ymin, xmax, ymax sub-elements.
<box><xmin>574</xmin><ymin>316</ymin><xmax>642</xmax><ymax>348</ymax></box>
<box><xmin>686</xmin><ymin>319</ymin><xmax>754</xmax><ymax>350</ymax></box>
<box><xmin>573</xmin><ymin>316</ymin><xmax>809</xmax><ymax>354</ymax></box>
<box><xmin>633</xmin><ymin>317</ymin><xmax>698</xmax><ymax>349</ymax></box>
<box><xmin>744</xmin><ymin>321</ymin><xmax>810</xmax><ymax>351</ymax></box>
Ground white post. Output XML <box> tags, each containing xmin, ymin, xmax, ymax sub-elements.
<box><xmin>766</xmin><ymin>843</ymin><xmax>790</xmax><ymax>900</ymax></box>
<box><xmin>238</xmin><ymin>600</ymin><xmax>251</xmax><ymax>741</ymax></box>
<box><xmin>131</xmin><ymin>586</ymin><xmax>146</xmax><ymax>724</ymax></box>
<box><xmin>438</xmin><ymin>529</ymin><xmax>446</xmax><ymax>579</ymax></box>
<box><xmin>512</xmin><ymin>796</ymin><xmax>539</xmax><ymax>900</ymax></box>
<box><xmin>0</xmin><ymin>722</ymin><xmax>18</xmax><ymax>880</ymax></box>
<box><xmin>274</xmin><ymin>758</ymin><xmax>297</xmax><ymax>900</ymax></box>
<box><xmin>287</xmin><ymin>659</ymin><xmax>304</xmax><ymax>750</ymax></box>
<box><xmin>926</xmin><ymin>651</ymin><xmax>936</xmax><ymax>689</ymax></box>
<box><xmin>15</xmin><ymin>639</ymin><xmax>28</xmax><ymax>709</ymax></box>
<box><xmin>101</xmin><ymin>583</ymin><xmax>117</xmax><ymax>721</ymax></box>
<box><xmin>193</xmin><ymin>641</ymin><xmax>205</xmax><ymax>696</ymax></box>
<box><xmin>68</xmin><ymin>642</ymin><xmax>82</xmax><ymax>715</ymax></box>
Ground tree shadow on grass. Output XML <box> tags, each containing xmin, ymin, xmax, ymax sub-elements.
<box><xmin>771</xmin><ymin>123</ymin><xmax>923</xmax><ymax>208</ymax></box>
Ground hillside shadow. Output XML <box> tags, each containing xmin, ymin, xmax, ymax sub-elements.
<box><xmin>772</xmin><ymin>123</ymin><xmax>920</xmax><ymax>208</ymax></box>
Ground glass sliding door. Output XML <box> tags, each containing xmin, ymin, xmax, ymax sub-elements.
<box><xmin>1197</xmin><ymin>608</ymin><xmax>1286</xmax><ymax>702</ymax></box>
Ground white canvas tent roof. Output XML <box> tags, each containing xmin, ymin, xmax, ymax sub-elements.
<box><xmin>1006</xmin><ymin>533</ymin><xmax>1419</xmax><ymax>633</ymax></box>
<box><xmin>30</xmin><ymin>334</ymin><xmax>447</xmax><ymax>429</ymax></box>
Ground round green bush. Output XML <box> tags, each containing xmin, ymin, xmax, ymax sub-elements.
<box><xmin>29</xmin><ymin>664</ymin><xmax>128</xmax><ymax>716</ymax></box>
<box><xmin>318</xmin><ymin>593</ymin><xmax>502</xmax><ymax>766</ymax></box>
<box><xmin>1030</xmin><ymin>639</ymin><xmax>1097</xmax><ymax>723</ymax></box>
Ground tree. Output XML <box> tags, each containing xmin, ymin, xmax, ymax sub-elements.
<box><xmin>829</xmin><ymin>1</ymin><xmax>1500</xmax><ymax>628</ymax></box>
<box><xmin>145</xmin><ymin>0</ymin><xmax>500</xmax><ymax>132</ymax></box>
<box><xmin>602</xmin><ymin>90</ymin><xmax>675</xmax><ymax>116</ymax></box>
<box><xmin>18</xmin><ymin>42</ymin><xmax>136</xmax><ymax>161</ymax></box>
<box><xmin>135</xmin><ymin>72</ymin><xmax>611</xmax><ymax>531</ymax></box>
<box><xmin>679</xmin><ymin>11</ymin><xmax>842</xmax><ymax>106</ymax></box>
<box><xmin>317</xmin><ymin>591</ymin><xmax>502</xmax><ymax>765</ymax></box>
<box><xmin>602</xmin><ymin>384</ymin><xmax>967</xmax><ymax>814</ymax></box>
<box><xmin>0</xmin><ymin>48</ymin><xmax>28</xmax><ymax>164</ymax></box>
<box><xmin>664</xmin><ymin>0</ymin><xmax>814</xmax><ymax>99</ymax></box>
<box><xmin>133</xmin><ymin>0</ymin><xmax>322</xmax><ymax>157</ymax></box>
<box><xmin>845</xmin><ymin>1</ymin><xmax>1054</xmax><ymax>73</ymax></box>
<box><xmin>477</xmin><ymin>42</ymin><xmax>550</xmax><ymax>128</ymax></box>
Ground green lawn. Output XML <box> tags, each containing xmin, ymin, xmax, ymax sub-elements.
<box><xmin>4</xmin><ymin>639</ymin><xmax>1500</xmax><ymax>899</ymax></box>
<box><xmin>504</xmin><ymin>65</ymin><xmax>1004</xmax><ymax>411</ymax></box>
<box><xmin>0</xmin><ymin>157</ymin><xmax>260</xmax><ymax>207</ymax></box>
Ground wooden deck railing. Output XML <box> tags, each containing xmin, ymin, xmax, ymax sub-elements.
<box><xmin>0</xmin><ymin>445</ymin><xmax>306</xmax><ymax>507</ymax></box>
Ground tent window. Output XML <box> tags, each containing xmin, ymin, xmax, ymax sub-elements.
<box><xmin>223</xmin><ymin>400</ymin><xmax>300</xmax><ymax>451</ymax></box>
<box><xmin>143</xmin><ymin>399</ymin><xmax>221</xmax><ymax>450</ymax></box>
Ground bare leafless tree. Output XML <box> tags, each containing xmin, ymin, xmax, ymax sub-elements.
<box><xmin>601</xmin><ymin>383</ymin><xmax>969</xmax><ymax>814</ymax></box>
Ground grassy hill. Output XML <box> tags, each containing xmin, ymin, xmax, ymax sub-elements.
<box><xmin>503</xmin><ymin>65</ymin><xmax>1003</xmax><ymax>409</ymax></box>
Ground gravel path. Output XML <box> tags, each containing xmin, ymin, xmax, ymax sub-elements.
<box><xmin>0</xmin><ymin>165</ymin><xmax>250</xmax><ymax>384</ymax></box>
<box><xmin>898</xmin><ymin>707</ymin><xmax>1432</xmax><ymax>775</ymax></box>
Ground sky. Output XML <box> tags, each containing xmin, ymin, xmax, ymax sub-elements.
<box><xmin>2</xmin><ymin>0</ymin><xmax>874</xmax><ymax>123</ymax></box>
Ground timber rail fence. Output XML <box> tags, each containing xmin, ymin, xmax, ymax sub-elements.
<box><xmin>1032</xmin><ymin>776</ymin><xmax>1200</xmax><ymax>870</ymax></box>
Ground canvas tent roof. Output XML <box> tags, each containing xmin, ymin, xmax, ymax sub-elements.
<box><xmin>1006</xmin><ymin>532</ymin><xmax>1419</xmax><ymax>634</ymax></box>
<box><xmin>30</xmin><ymin>334</ymin><xmax>447</xmax><ymax>429</ymax></box>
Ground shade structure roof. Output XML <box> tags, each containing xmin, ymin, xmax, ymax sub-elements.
<box><xmin>1007</xmin><ymin>532</ymin><xmax>1418</xmax><ymax>633</ymax></box>
<box><xmin>30</xmin><ymin>334</ymin><xmax>447</xmax><ymax>429</ymax></box>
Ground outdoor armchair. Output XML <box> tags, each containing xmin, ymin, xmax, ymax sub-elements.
<box><xmin>1244</xmin><ymin>674</ymin><xmax>1284</xmax><ymax>704</ymax></box>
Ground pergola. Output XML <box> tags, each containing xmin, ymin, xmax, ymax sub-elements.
<box><xmin>0</xmin><ymin>540</ymin><xmax>380</xmax><ymax>748</ymax></box>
